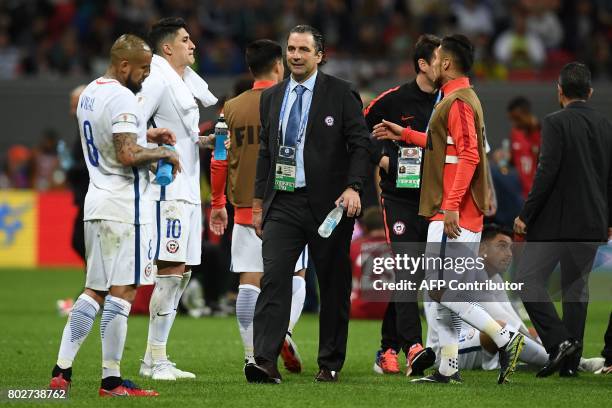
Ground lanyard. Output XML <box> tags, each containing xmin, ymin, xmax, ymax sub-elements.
<box><xmin>278</xmin><ymin>82</ymin><xmax>312</xmax><ymax>147</ymax></box>
<box><xmin>425</xmin><ymin>90</ymin><xmax>443</xmax><ymax>134</ymax></box>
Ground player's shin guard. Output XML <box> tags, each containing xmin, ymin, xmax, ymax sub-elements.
<box><xmin>145</xmin><ymin>275</ymin><xmax>181</xmax><ymax>364</ymax></box>
<box><xmin>288</xmin><ymin>276</ymin><xmax>305</xmax><ymax>334</ymax></box>
<box><xmin>437</xmin><ymin>304</ymin><xmax>459</xmax><ymax>376</ymax></box>
<box><xmin>100</xmin><ymin>295</ymin><xmax>131</xmax><ymax>379</ymax></box>
<box><xmin>174</xmin><ymin>271</ymin><xmax>191</xmax><ymax>309</ymax></box>
<box><xmin>143</xmin><ymin>272</ymin><xmax>186</xmax><ymax>365</ymax></box>
<box><xmin>520</xmin><ymin>335</ymin><xmax>549</xmax><ymax>366</ymax></box>
<box><xmin>57</xmin><ymin>293</ymin><xmax>100</xmax><ymax>369</ymax></box>
<box><xmin>441</xmin><ymin>301</ymin><xmax>510</xmax><ymax>348</ymax></box>
<box><xmin>236</xmin><ymin>284</ymin><xmax>260</xmax><ymax>362</ymax></box>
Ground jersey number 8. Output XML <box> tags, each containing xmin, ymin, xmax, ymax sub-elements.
<box><xmin>83</xmin><ymin>120</ymin><xmax>99</xmax><ymax>166</ymax></box>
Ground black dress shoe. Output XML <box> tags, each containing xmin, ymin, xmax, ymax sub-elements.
<box><xmin>536</xmin><ymin>339</ymin><xmax>580</xmax><ymax>378</ymax></box>
<box><xmin>315</xmin><ymin>368</ymin><xmax>339</xmax><ymax>382</ymax></box>
<box><xmin>559</xmin><ymin>368</ymin><xmax>579</xmax><ymax>378</ymax></box>
<box><xmin>245</xmin><ymin>361</ymin><xmax>282</xmax><ymax>384</ymax></box>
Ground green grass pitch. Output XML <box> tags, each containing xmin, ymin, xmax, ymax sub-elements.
<box><xmin>0</xmin><ymin>269</ymin><xmax>610</xmax><ymax>407</ymax></box>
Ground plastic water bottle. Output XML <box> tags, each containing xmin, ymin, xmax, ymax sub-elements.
<box><xmin>156</xmin><ymin>144</ymin><xmax>176</xmax><ymax>186</ymax></box>
<box><xmin>318</xmin><ymin>204</ymin><xmax>345</xmax><ymax>238</ymax></box>
<box><xmin>213</xmin><ymin>114</ymin><xmax>228</xmax><ymax>160</ymax></box>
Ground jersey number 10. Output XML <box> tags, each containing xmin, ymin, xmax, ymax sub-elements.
<box><xmin>166</xmin><ymin>219</ymin><xmax>181</xmax><ymax>239</ymax></box>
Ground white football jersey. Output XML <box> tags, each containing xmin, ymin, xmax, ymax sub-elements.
<box><xmin>139</xmin><ymin>66</ymin><xmax>201</xmax><ymax>204</ymax></box>
<box><xmin>77</xmin><ymin>77</ymin><xmax>152</xmax><ymax>224</ymax></box>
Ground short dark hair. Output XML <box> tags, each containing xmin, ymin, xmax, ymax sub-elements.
<box><xmin>361</xmin><ymin>207</ymin><xmax>384</xmax><ymax>232</ymax></box>
<box><xmin>148</xmin><ymin>17</ymin><xmax>187</xmax><ymax>54</ymax></box>
<box><xmin>559</xmin><ymin>62</ymin><xmax>591</xmax><ymax>100</ymax></box>
<box><xmin>233</xmin><ymin>75</ymin><xmax>254</xmax><ymax>96</ymax></box>
<box><xmin>245</xmin><ymin>39</ymin><xmax>283</xmax><ymax>77</ymax></box>
<box><xmin>440</xmin><ymin>34</ymin><xmax>474</xmax><ymax>73</ymax></box>
<box><xmin>287</xmin><ymin>25</ymin><xmax>326</xmax><ymax>65</ymax></box>
<box><xmin>413</xmin><ymin>34</ymin><xmax>441</xmax><ymax>73</ymax></box>
<box><xmin>507</xmin><ymin>96</ymin><xmax>531</xmax><ymax>113</ymax></box>
<box><xmin>481</xmin><ymin>224</ymin><xmax>513</xmax><ymax>243</ymax></box>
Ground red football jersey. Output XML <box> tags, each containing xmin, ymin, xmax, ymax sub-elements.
<box><xmin>350</xmin><ymin>236</ymin><xmax>391</xmax><ymax>319</ymax></box>
<box><xmin>510</xmin><ymin>126</ymin><xmax>541</xmax><ymax>198</ymax></box>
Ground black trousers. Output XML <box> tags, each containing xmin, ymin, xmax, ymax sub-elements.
<box><xmin>603</xmin><ymin>312</ymin><xmax>612</xmax><ymax>362</ymax></box>
<box><xmin>380</xmin><ymin>197</ymin><xmax>428</xmax><ymax>354</ymax></box>
<box><xmin>515</xmin><ymin>241</ymin><xmax>599</xmax><ymax>368</ymax></box>
<box><xmin>254</xmin><ymin>189</ymin><xmax>354</xmax><ymax>371</ymax></box>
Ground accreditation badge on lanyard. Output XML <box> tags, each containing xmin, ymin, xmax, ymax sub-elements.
<box><xmin>396</xmin><ymin>147</ymin><xmax>422</xmax><ymax>188</ymax></box>
<box><xmin>274</xmin><ymin>145</ymin><xmax>297</xmax><ymax>191</ymax></box>
<box><xmin>274</xmin><ymin>84</ymin><xmax>310</xmax><ymax>192</ymax></box>
<box><xmin>396</xmin><ymin>90</ymin><xmax>443</xmax><ymax>189</ymax></box>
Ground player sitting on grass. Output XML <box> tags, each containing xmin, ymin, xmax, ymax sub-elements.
<box><xmin>424</xmin><ymin>224</ymin><xmax>605</xmax><ymax>375</ymax></box>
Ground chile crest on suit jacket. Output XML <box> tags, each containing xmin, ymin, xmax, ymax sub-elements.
<box><xmin>254</xmin><ymin>70</ymin><xmax>372</xmax><ymax>224</ymax></box>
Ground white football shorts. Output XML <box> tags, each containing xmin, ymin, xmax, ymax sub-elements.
<box><xmin>424</xmin><ymin>220</ymin><xmax>485</xmax><ymax>292</ymax></box>
<box><xmin>457</xmin><ymin>322</ymin><xmax>499</xmax><ymax>370</ymax></box>
<box><xmin>154</xmin><ymin>200</ymin><xmax>202</xmax><ymax>265</ymax></box>
<box><xmin>84</xmin><ymin>220</ymin><xmax>155</xmax><ymax>290</ymax></box>
<box><xmin>231</xmin><ymin>224</ymin><xmax>308</xmax><ymax>273</ymax></box>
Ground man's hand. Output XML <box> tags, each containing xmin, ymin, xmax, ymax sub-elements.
<box><xmin>209</xmin><ymin>207</ymin><xmax>228</xmax><ymax>236</ymax></box>
<box><xmin>147</xmin><ymin>128</ymin><xmax>176</xmax><ymax>145</ymax></box>
<box><xmin>443</xmin><ymin>210</ymin><xmax>461</xmax><ymax>239</ymax></box>
<box><xmin>379</xmin><ymin>156</ymin><xmax>389</xmax><ymax>173</ymax></box>
<box><xmin>372</xmin><ymin>120</ymin><xmax>405</xmax><ymax>142</ymax></box>
<box><xmin>198</xmin><ymin>134</ymin><xmax>215</xmax><ymax>148</ymax></box>
<box><xmin>198</xmin><ymin>131</ymin><xmax>231</xmax><ymax>150</ymax></box>
<box><xmin>335</xmin><ymin>188</ymin><xmax>361</xmax><ymax>217</ymax></box>
<box><xmin>608</xmin><ymin>227</ymin><xmax>612</xmax><ymax>240</ymax></box>
<box><xmin>484</xmin><ymin>188</ymin><xmax>498</xmax><ymax>217</ymax></box>
<box><xmin>163</xmin><ymin>147</ymin><xmax>182</xmax><ymax>176</ymax></box>
<box><xmin>484</xmin><ymin>164</ymin><xmax>498</xmax><ymax>217</ymax></box>
<box><xmin>252</xmin><ymin>199</ymin><xmax>263</xmax><ymax>238</ymax></box>
<box><xmin>514</xmin><ymin>216</ymin><xmax>527</xmax><ymax>235</ymax></box>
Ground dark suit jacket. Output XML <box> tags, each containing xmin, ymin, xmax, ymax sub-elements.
<box><xmin>254</xmin><ymin>71</ymin><xmax>371</xmax><ymax>223</ymax></box>
<box><xmin>520</xmin><ymin>101</ymin><xmax>612</xmax><ymax>241</ymax></box>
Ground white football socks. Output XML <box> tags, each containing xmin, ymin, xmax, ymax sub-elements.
<box><xmin>236</xmin><ymin>284</ymin><xmax>260</xmax><ymax>362</ymax></box>
<box><xmin>441</xmin><ymin>301</ymin><xmax>511</xmax><ymax>348</ymax></box>
<box><xmin>436</xmin><ymin>304</ymin><xmax>459</xmax><ymax>376</ymax></box>
<box><xmin>288</xmin><ymin>276</ymin><xmax>306</xmax><ymax>335</ymax></box>
<box><xmin>145</xmin><ymin>274</ymin><xmax>182</xmax><ymax>365</ymax></box>
<box><xmin>56</xmin><ymin>293</ymin><xmax>100</xmax><ymax>369</ymax></box>
<box><xmin>520</xmin><ymin>335</ymin><xmax>549</xmax><ymax>366</ymax></box>
<box><xmin>100</xmin><ymin>295</ymin><xmax>131</xmax><ymax>379</ymax></box>
<box><xmin>174</xmin><ymin>271</ymin><xmax>191</xmax><ymax>309</ymax></box>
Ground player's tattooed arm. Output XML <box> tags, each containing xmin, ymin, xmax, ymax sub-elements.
<box><xmin>113</xmin><ymin>133</ymin><xmax>182</xmax><ymax>175</ymax></box>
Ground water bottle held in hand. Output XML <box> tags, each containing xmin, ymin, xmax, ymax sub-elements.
<box><xmin>318</xmin><ymin>203</ymin><xmax>345</xmax><ymax>238</ymax></box>
<box><xmin>213</xmin><ymin>113</ymin><xmax>228</xmax><ymax>160</ymax></box>
<box><xmin>156</xmin><ymin>144</ymin><xmax>176</xmax><ymax>186</ymax></box>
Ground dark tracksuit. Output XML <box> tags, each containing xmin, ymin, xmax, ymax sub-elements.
<box><xmin>364</xmin><ymin>80</ymin><xmax>436</xmax><ymax>353</ymax></box>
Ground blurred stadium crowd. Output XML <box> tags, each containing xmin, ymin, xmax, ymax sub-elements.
<box><xmin>1</xmin><ymin>0</ymin><xmax>612</xmax><ymax>81</ymax></box>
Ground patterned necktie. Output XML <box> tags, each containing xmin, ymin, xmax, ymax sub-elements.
<box><xmin>284</xmin><ymin>85</ymin><xmax>306</xmax><ymax>147</ymax></box>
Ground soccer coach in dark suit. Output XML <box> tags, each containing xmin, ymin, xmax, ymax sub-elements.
<box><xmin>246</xmin><ymin>25</ymin><xmax>371</xmax><ymax>383</ymax></box>
<box><xmin>514</xmin><ymin>62</ymin><xmax>612</xmax><ymax>378</ymax></box>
